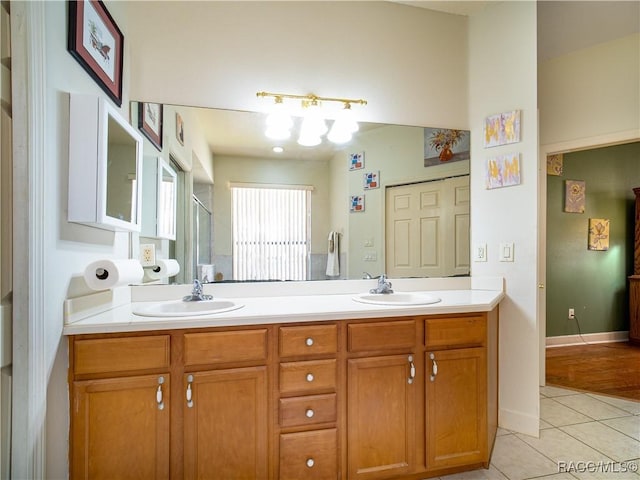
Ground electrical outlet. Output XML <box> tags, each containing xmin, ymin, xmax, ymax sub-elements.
<box><xmin>140</xmin><ymin>244</ymin><xmax>156</xmax><ymax>267</ymax></box>
<box><xmin>568</xmin><ymin>308</ymin><xmax>575</xmax><ymax>320</ymax></box>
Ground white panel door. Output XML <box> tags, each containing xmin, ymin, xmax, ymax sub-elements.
<box><xmin>386</xmin><ymin>176</ymin><xmax>469</xmax><ymax>277</ymax></box>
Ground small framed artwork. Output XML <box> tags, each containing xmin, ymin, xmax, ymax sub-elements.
<box><xmin>350</xmin><ymin>195</ymin><xmax>365</xmax><ymax>212</ymax></box>
<box><xmin>176</xmin><ymin>112</ymin><xmax>185</xmax><ymax>145</ymax></box>
<box><xmin>349</xmin><ymin>152</ymin><xmax>364</xmax><ymax>170</ymax></box>
<box><xmin>565</xmin><ymin>180</ymin><xmax>586</xmax><ymax>213</ymax></box>
<box><xmin>588</xmin><ymin>218</ymin><xmax>610</xmax><ymax>251</ymax></box>
<box><xmin>546</xmin><ymin>153</ymin><xmax>563</xmax><ymax>176</ymax></box>
<box><xmin>138</xmin><ymin>102</ymin><xmax>163</xmax><ymax>151</ymax></box>
<box><xmin>68</xmin><ymin>0</ymin><xmax>124</xmax><ymax>106</ymax></box>
<box><xmin>485</xmin><ymin>153</ymin><xmax>521</xmax><ymax>190</ymax></box>
<box><xmin>364</xmin><ymin>171</ymin><xmax>379</xmax><ymax>190</ymax></box>
<box><xmin>483</xmin><ymin>110</ymin><xmax>521</xmax><ymax>148</ymax></box>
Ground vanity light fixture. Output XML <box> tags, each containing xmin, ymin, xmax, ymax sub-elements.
<box><xmin>257</xmin><ymin>91</ymin><xmax>367</xmax><ymax>146</ymax></box>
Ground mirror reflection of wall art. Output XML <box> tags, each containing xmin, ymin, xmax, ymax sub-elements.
<box><xmin>485</xmin><ymin>153</ymin><xmax>521</xmax><ymax>189</ymax></box>
<box><xmin>424</xmin><ymin>128</ymin><xmax>470</xmax><ymax>166</ymax></box>
<box><xmin>546</xmin><ymin>153</ymin><xmax>563</xmax><ymax>176</ymax></box>
<box><xmin>349</xmin><ymin>152</ymin><xmax>365</xmax><ymax>170</ymax></box>
<box><xmin>67</xmin><ymin>0</ymin><xmax>124</xmax><ymax>106</ymax></box>
<box><xmin>138</xmin><ymin>102</ymin><xmax>163</xmax><ymax>151</ymax></box>
<box><xmin>363</xmin><ymin>171</ymin><xmax>379</xmax><ymax>190</ymax></box>
<box><xmin>588</xmin><ymin>218</ymin><xmax>610</xmax><ymax>251</ymax></box>
<box><xmin>176</xmin><ymin>112</ymin><xmax>185</xmax><ymax>146</ymax></box>
<box><xmin>350</xmin><ymin>195</ymin><xmax>365</xmax><ymax>212</ymax></box>
<box><xmin>565</xmin><ymin>180</ymin><xmax>586</xmax><ymax>213</ymax></box>
<box><xmin>483</xmin><ymin>110</ymin><xmax>521</xmax><ymax>148</ymax></box>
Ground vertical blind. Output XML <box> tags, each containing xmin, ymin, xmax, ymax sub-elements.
<box><xmin>232</xmin><ymin>185</ymin><xmax>311</xmax><ymax>281</ymax></box>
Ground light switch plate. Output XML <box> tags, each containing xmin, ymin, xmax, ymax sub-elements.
<box><xmin>499</xmin><ymin>242</ymin><xmax>514</xmax><ymax>262</ymax></box>
<box><xmin>473</xmin><ymin>243</ymin><xmax>487</xmax><ymax>262</ymax></box>
<box><xmin>140</xmin><ymin>244</ymin><xmax>156</xmax><ymax>267</ymax></box>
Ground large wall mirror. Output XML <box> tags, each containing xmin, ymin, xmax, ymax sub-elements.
<box><xmin>132</xmin><ymin>101</ymin><xmax>470</xmax><ymax>283</ymax></box>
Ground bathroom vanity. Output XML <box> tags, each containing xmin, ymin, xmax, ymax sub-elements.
<box><xmin>65</xmin><ymin>280</ymin><xmax>502</xmax><ymax>480</ymax></box>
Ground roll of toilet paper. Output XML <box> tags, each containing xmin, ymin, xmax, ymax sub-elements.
<box><xmin>84</xmin><ymin>259</ymin><xmax>144</xmax><ymax>291</ymax></box>
<box><xmin>147</xmin><ymin>258</ymin><xmax>180</xmax><ymax>280</ymax></box>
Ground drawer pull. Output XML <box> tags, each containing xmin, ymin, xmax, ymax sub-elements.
<box><xmin>186</xmin><ymin>374</ymin><xmax>194</xmax><ymax>408</ymax></box>
<box><xmin>306</xmin><ymin>458</ymin><xmax>315</xmax><ymax>468</ymax></box>
<box><xmin>408</xmin><ymin>355</ymin><xmax>416</xmax><ymax>384</ymax></box>
<box><xmin>305</xmin><ymin>337</ymin><xmax>314</xmax><ymax>347</ymax></box>
<box><xmin>305</xmin><ymin>408</ymin><xmax>315</xmax><ymax>418</ymax></box>
<box><xmin>429</xmin><ymin>353</ymin><xmax>438</xmax><ymax>382</ymax></box>
<box><xmin>156</xmin><ymin>376</ymin><xmax>165</xmax><ymax>410</ymax></box>
<box><xmin>306</xmin><ymin>373</ymin><xmax>315</xmax><ymax>383</ymax></box>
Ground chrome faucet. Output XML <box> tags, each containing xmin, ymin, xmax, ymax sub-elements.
<box><xmin>369</xmin><ymin>274</ymin><xmax>394</xmax><ymax>294</ymax></box>
<box><xmin>183</xmin><ymin>279</ymin><xmax>213</xmax><ymax>302</ymax></box>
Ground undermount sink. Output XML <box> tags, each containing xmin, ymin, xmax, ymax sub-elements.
<box><xmin>132</xmin><ymin>299</ymin><xmax>244</xmax><ymax>317</ymax></box>
<box><xmin>352</xmin><ymin>292</ymin><xmax>441</xmax><ymax>306</ymax></box>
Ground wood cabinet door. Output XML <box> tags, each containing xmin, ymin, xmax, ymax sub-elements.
<box><xmin>183</xmin><ymin>366</ymin><xmax>268</xmax><ymax>480</ymax></box>
<box><xmin>347</xmin><ymin>354</ymin><xmax>417</xmax><ymax>480</ymax></box>
<box><xmin>426</xmin><ymin>347</ymin><xmax>487</xmax><ymax>470</ymax></box>
<box><xmin>71</xmin><ymin>374</ymin><xmax>170</xmax><ymax>480</ymax></box>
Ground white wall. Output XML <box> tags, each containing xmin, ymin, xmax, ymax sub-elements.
<box><xmin>126</xmin><ymin>1</ymin><xmax>469</xmax><ymax>128</ymax></box>
<box><xmin>539</xmin><ymin>33</ymin><xmax>640</xmax><ymax>148</ymax></box>
<box><xmin>469</xmin><ymin>2</ymin><xmax>540</xmax><ymax>435</ymax></box>
<box><xmin>42</xmin><ymin>2</ymin><xmax>135</xmax><ymax>478</ymax></box>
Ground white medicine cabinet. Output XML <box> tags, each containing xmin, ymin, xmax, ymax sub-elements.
<box><xmin>141</xmin><ymin>156</ymin><xmax>178</xmax><ymax>240</ymax></box>
<box><xmin>68</xmin><ymin>94</ymin><xmax>143</xmax><ymax>232</ymax></box>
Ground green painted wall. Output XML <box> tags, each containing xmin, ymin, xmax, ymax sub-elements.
<box><xmin>546</xmin><ymin>142</ymin><xmax>640</xmax><ymax>337</ymax></box>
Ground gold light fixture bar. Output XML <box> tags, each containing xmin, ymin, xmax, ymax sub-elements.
<box><xmin>256</xmin><ymin>91</ymin><xmax>367</xmax><ymax>107</ymax></box>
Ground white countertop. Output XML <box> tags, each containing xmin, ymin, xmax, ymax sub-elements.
<box><xmin>63</xmin><ymin>278</ymin><xmax>504</xmax><ymax>335</ymax></box>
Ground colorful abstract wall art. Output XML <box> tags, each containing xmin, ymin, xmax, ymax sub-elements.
<box><xmin>485</xmin><ymin>153</ymin><xmax>521</xmax><ymax>189</ymax></box>
<box><xmin>349</xmin><ymin>152</ymin><xmax>364</xmax><ymax>170</ymax></box>
<box><xmin>588</xmin><ymin>218</ymin><xmax>610</xmax><ymax>251</ymax></box>
<box><xmin>547</xmin><ymin>154</ymin><xmax>563</xmax><ymax>176</ymax></box>
<box><xmin>483</xmin><ymin>110</ymin><xmax>521</xmax><ymax>148</ymax></box>
<box><xmin>363</xmin><ymin>171</ymin><xmax>379</xmax><ymax>190</ymax></box>
<box><xmin>350</xmin><ymin>195</ymin><xmax>365</xmax><ymax>212</ymax></box>
<box><xmin>565</xmin><ymin>180</ymin><xmax>586</xmax><ymax>213</ymax></box>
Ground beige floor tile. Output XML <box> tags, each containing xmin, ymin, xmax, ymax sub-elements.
<box><xmin>564</xmin><ymin>459</ymin><xmax>640</xmax><ymax>480</ymax></box>
<box><xmin>540</xmin><ymin>418</ymin><xmax>555</xmax><ymax>430</ymax></box>
<box><xmin>541</xmin><ymin>398</ymin><xmax>594</xmax><ymax>426</ymax></box>
<box><xmin>602</xmin><ymin>415</ymin><xmax>640</xmax><ymax>441</ymax></box>
<box><xmin>490</xmin><ymin>434</ymin><xmax>558</xmax><ymax>480</ymax></box>
<box><xmin>561</xmin><ymin>422</ymin><xmax>640</xmax><ymax>463</ymax></box>
<box><xmin>517</xmin><ymin>428</ymin><xmax>610</xmax><ymax>465</ymax></box>
<box><xmin>438</xmin><ymin>465</ymin><xmax>508</xmax><ymax>480</ymax></box>
<box><xmin>586</xmin><ymin>394</ymin><xmax>640</xmax><ymax>415</ymax></box>
<box><xmin>496</xmin><ymin>427</ymin><xmax>512</xmax><ymax>436</ymax></box>
<box><xmin>541</xmin><ymin>385</ymin><xmax>582</xmax><ymax>398</ymax></box>
<box><xmin>554</xmin><ymin>394</ymin><xmax>632</xmax><ymax>420</ymax></box>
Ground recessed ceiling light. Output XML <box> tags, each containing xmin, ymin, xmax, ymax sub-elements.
<box><xmin>272</xmin><ymin>146</ymin><xmax>284</xmax><ymax>153</ymax></box>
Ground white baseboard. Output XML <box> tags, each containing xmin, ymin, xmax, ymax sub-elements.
<box><xmin>546</xmin><ymin>331</ymin><xmax>629</xmax><ymax>348</ymax></box>
<box><xmin>499</xmin><ymin>407</ymin><xmax>540</xmax><ymax>437</ymax></box>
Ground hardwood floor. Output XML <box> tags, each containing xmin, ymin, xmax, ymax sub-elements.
<box><xmin>545</xmin><ymin>341</ymin><xmax>640</xmax><ymax>401</ymax></box>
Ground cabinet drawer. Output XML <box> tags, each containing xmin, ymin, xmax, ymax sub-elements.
<box><xmin>184</xmin><ymin>329</ymin><xmax>267</xmax><ymax>366</ymax></box>
<box><xmin>73</xmin><ymin>335</ymin><xmax>170</xmax><ymax>375</ymax></box>
<box><xmin>280</xmin><ymin>429</ymin><xmax>337</xmax><ymax>480</ymax></box>
<box><xmin>280</xmin><ymin>393</ymin><xmax>337</xmax><ymax>428</ymax></box>
<box><xmin>279</xmin><ymin>324</ymin><xmax>337</xmax><ymax>357</ymax></box>
<box><xmin>348</xmin><ymin>320</ymin><xmax>415</xmax><ymax>352</ymax></box>
<box><xmin>425</xmin><ymin>316</ymin><xmax>486</xmax><ymax>349</ymax></box>
<box><xmin>280</xmin><ymin>359</ymin><xmax>337</xmax><ymax>395</ymax></box>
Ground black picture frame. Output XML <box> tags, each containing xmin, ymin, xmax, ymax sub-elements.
<box><xmin>68</xmin><ymin>0</ymin><xmax>124</xmax><ymax>106</ymax></box>
<box><xmin>138</xmin><ymin>102</ymin><xmax>163</xmax><ymax>151</ymax></box>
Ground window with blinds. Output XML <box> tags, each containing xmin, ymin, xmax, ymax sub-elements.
<box><xmin>232</xmin><ymin>185</ymin><xmax>311</xmax><ymax>281</ymax></box>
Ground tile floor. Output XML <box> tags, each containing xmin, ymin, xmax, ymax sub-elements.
<box><xmin>438</xmin><ymin>385</ymin><xmax>640</xmax><ymax>480</ymax></box>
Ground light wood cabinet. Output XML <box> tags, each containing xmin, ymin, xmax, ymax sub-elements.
<box><xmin>183</xmin><ymin>367</ymin><xmax>268</xmax><ymax>479</ymax></box>
<box><xmin>69</xmin><ymin>309</ymin><xmax>498</xmax><ymax>480</ymax></box>
<box><xmin>347</xmin><ymin>354</ymin><xmax>417</xmax><ymax>479</ymax></box>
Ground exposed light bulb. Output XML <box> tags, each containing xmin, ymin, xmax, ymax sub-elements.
<box><xmin>297</xmin><ymin>131</ymin><xmax>322</xmax><ymax>147</ymax></box>
<box><xmin>272</xmin><ymin>146</ymin><xmax>284</xmax><ymax>153</ymax></box>
<box><xmin>265</xmin><ymin>97</ymin><xmax>293</xmax><ymax>140</ymax></box>
<box><xmin>328</xmin><ymin>103</ymin><xmax>359</xmax><ymax>144</ymax></box>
